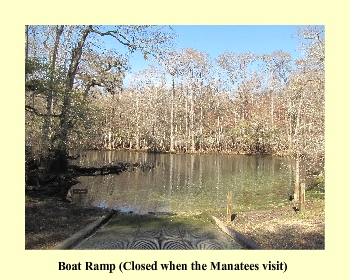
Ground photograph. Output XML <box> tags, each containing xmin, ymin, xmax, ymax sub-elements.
<box><xmin>24</xmin><ymin>25</ymin><xmax>325</xmax><ymax>251</ymax></box>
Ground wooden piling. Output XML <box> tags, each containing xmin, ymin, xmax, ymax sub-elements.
<box><xmin>299</xmin><ymin>182</ymin><xmax>306</xmax><ymax>213</ymax></box>
<box><xmin>227</xmin><ymin>191</ymin><xmax>232</xmax><ymax>223</ymax></box>
<box><xmin>294</xmin><ymin>159</ymin><xmax>300</xmax><ymax>203</ymax></box>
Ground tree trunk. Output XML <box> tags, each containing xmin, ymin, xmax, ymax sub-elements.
<box><xmin>170</xmin><ymin>74</ymin><xmax>175</xmax><ymax>152</ymax></box>
<box><xmin>293</xmin><ymin>87</ymin><xmax>304</xmax><ymax>206</ymax></box>
<box><xmin>294</xmin><ymin>156</ymin><xmax>300</xmax><ymax>203</ymax></box>
<box><xmin>200</xmin><ymin>104</ymin><xmax>203</xmax><ymax>152</ymax></box>
<box><xmin>185</xmin><ymin>88</ymin><xmax>189</xmax><ymax>152</ymax></box>
<box><xmin>135</xmin><ymin>96</ymin><xmax>140</xmax><ymax>150</ymax></box>
<box><xmin>270</xmin><ymin>88</ymin><xmax>274</xmax><ymax>143</ymax></box>
<box><xmin>42</xmin><ymin>25</ymin><xmax>64</xmax><ymax>164</ymax></box>
<box><xmin>53</xmin><ymin>25</ymin><xmax>92</xmax><ymax>173</ymax></box>
<box><xmin>25</xmin><ymin>25</ymin><xmax>29</xmax><ymax>83</ymax></box>
<box><xmin>190</xmin><ymin>86</ymin><xmax>195</xmax><ymax>153</ymax></box>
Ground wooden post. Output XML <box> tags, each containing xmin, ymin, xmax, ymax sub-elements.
<box><xmin>299</xmin><ymin>182</ymin><xmax>306</xmax><ymax>213</ymax></box>
<box><xmin>294</xmin><ymin>158</ymin><xmax>300</xmax><ymax>203</ymax></box>
<box><xmin>227</xmin><ymin>191</ymin><xmax>232</xmax><ymax>223</ymax></box>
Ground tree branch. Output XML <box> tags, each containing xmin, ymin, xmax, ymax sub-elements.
<box><xmin>25</xmin><ymin>105</ymin><xmax>61</xmax><ymax>118</ymax></box>
<box><xmin>91</xmin><ymin>28</ymin><xmax>137</xmax><ymax>51</ymax></box>
<box><xmin>83</xmin><ymin>79</ymin><xmax>103</xmax><ymax>99</ymax></box>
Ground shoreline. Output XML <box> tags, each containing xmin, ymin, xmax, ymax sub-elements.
<box><xmin>25</xmin><ymin>151</ymin><xmax>324</xmax><ymax>250</ymax></box>
<box><xmin>25</xmin><ymin>190</ymin><xmax>324</xmax><ymax>250</ymax></box>
<box><xmin>217</xmin><ymin>198</ymin><xmax>325</xmax><ymax>250</ymax></box>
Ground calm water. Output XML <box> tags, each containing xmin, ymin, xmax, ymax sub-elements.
<box><xmin>69</xmin><ymin>150</ymin><xmax>295</xmax><ymax>214</ymax></box>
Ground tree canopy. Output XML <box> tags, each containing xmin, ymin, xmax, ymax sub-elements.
<box><xmin>25</xmin><ymin>25</ymin><xmax>324</xmax><ymax>183</ymax></box>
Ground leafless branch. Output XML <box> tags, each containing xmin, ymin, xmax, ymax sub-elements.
<box><xmin>25</xmin><ymin>105</ymin><xmax>61</xmax><ymax>118</ymax></box>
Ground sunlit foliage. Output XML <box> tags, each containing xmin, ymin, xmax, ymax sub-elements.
<box><xmin>25</xmin><ymin>25</ymin><xmax>324</xmax><ymax>180</ymax></box>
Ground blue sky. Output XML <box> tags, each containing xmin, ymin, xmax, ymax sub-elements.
<box><xmin>104</xmin><ymin>25</ymin><xmax>313</xmax><ymax>80</ymax></box>
<box><xmin>170</xmin><ymin>25</ymin><xmax>301</xmax><ymax>60</ymax></box>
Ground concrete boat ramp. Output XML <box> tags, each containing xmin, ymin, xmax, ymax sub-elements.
<box><xmin>53</xmin><ymin>211</ymin><xmax>259</xmax><ymax>250</ymax></box>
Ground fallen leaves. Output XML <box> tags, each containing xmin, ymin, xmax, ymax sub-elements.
<box><xmin>226</xmin><ymin>199</ymin><xmax>324</xmax><ymax>249</ymax></box>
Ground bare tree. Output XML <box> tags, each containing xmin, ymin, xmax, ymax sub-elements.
<box><xmin>25</xmin><ymin>25</ymin><xmax>176</xmax><ymax>172</ymax></box>
<box><xmin>260</xmin><ymin>51</ymin><xmax>292</xmax><ymax>140</ymax></box>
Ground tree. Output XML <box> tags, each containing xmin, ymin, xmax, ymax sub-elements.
<box><xmin>53</xmin><ymin>25</ymin><xmax>92</xmax><ymax>172</ymax></box>
<box><xmin>259</xmin><ymin>51</ymin><xmax>292</xmax><ymax>146</ymax></box>
<box><xmin>78</xmin><ymin>49</ymin><xmax>130</xmax><ymax>99</ymax></box>
<box><xmin>156</xmin><ymin>50</ymin><xmax>185</xmax><ymax>152</ymax></box>
<box><xmin>217</xmin><ymin>52</ymin><xmax>257</xmax><ymax>121</ymax></box>
<box><xmin>130</xmin><ymin>66</ymin><xmax>168</xmax><ymax>151</ymax></box>
<box><xmin>41</xmin><ymin>25</ymin><xmax>64</xmax><ymax>162</ymax></box>
<box><xmin>217</xmin><ymin>52</ymin><xmax>266</xmax><ymax>153</ymax></box>
<box><xmin>25</xmin><ymin>25</ymin><xmax>68</xmax><ymax>164</ymax></box>
<box><xmin>25</xmin><ymin>25</ymin><xmax>176</xmax><ymax>172</ymax></box>
<box><xmin>287</xmin><ymin>26</ymin><xmax>325</xmax><ymax>211</ymax></box>
<box><xmin>180</xmin><ymin>48</ymin><xmax>212</xmax><ymax>153</ymax></box>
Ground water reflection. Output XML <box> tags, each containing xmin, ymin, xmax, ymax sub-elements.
<box><xmin>69</xmin><ymin>151</ymin><xmax>294</xmax><ymax>214</ymax></box>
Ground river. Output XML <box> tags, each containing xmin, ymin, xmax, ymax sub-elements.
<box><xmin>69</xmin><ymin>150</ymin><xmax>295</xmax><ymax>214</ymax></box>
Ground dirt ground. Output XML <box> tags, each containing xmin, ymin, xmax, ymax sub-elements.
<box><xmin>216</xmin><ymin>198</ymin><xmax>325</xmax><ymax>250</ymax></box>
<box><xmin>25</xmin><ymin>187</ymin><xmax>324</xmax><ymax>250</ymax></box>
<box><xmin>25</xmin><ymin>191</ymin><xmax>110</xmax><ymax>249</ymax></box>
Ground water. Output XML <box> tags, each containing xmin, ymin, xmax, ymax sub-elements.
<box><xmin>69</xmin><ymin>150</ymin><xmax>295</xmax><ymax>214</ymax></box>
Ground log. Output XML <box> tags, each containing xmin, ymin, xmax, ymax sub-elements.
<box><xmin>68</xmin><ymin>162</ymin><xmax>155</xmax><ymax>176</ymax></box>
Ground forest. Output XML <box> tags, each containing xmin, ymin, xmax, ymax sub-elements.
<box><xmin>25</xmin><ymin>25</ymin><xmax>324</xmax><ymax>186</ymax></box>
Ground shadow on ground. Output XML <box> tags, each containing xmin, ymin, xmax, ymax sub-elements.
<box><xmin>74</xmin><ymin>213</ymin><xmax>241</xmax><ymax>250</ymax></box>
